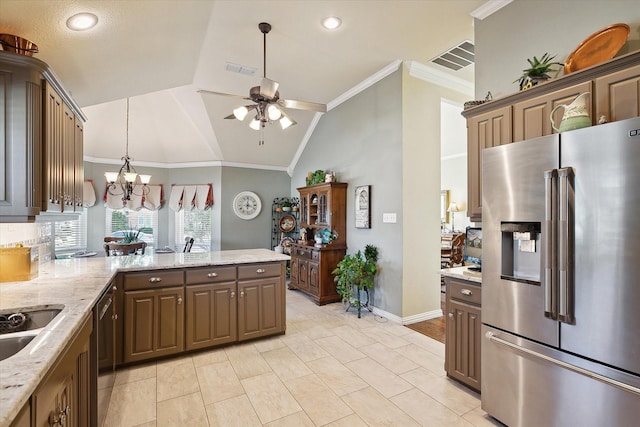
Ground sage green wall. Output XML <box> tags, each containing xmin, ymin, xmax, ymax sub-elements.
<box><xmin>475</xmin><ymin>0</ymin><xmax>640</xmax><ymax>99</ymax></box>
<box><xmin>292</xmin><ymin>70</ymin><xmax>404</xmax><ymax>316</ymax></box>
<box><xmin>220</xmin><ymin>166</ymin><xmax>291</xmax><ymax>250</ymax></box>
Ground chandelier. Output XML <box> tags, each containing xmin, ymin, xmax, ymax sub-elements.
<box><xmin>104</xmin><ymin>98</ymin><xmax>151</xmax><ymax>205</ymax></box>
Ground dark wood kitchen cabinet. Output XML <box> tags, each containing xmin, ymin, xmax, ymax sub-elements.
<box><xmin>445</xmin><ymin>275</ymin><xmax>481</xmax><ymax>392</ymax></box>
<box><xmin>463</xmin><ymin>50</ymin><xmax>640</xmax><ymax>222</ymax></box>
<box><xmin>122</xmin><ymin>270</ymin><xmax>185</xmax><ymax>363</ymax></box>
<box><xmin>31</xmin><ymin>313</ymin><xmax>92</xmax><ymax>427</ymax></box>
<box><xmin>185</xmin><ymin>266</ymin><xmax>237</xmax><ymax>350</ymax></box>
<box><xmin>237</xmin><ymin>263</ymin><xmax>285</xmax><ymax>341</ymax></box>
<box><xmin>0</xmin><ymin>51</ymin><xmax>85</xmax><ymax>221</ymax></box>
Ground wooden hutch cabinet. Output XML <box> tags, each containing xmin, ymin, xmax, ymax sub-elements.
<box><xmin>289</xmin><ymin>182</ymin><xmax>347</xmax><ymax>305</ymax></box>
<box><xmin>463</xmin><ymin>50</ymin><xmax>640</xmax><ymax>222</ymax></box>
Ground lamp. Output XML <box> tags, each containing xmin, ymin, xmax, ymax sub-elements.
<box><xmin>447</xmin><ymin>202</ymin><xmax>461</xmax><ymax>231</ymax></box>
<box><xmin>104</xmin><ymin>98</ymin><xmax>151</xmax><ymax>206</ymax></box>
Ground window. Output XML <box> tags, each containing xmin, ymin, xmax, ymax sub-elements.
<box><xmin>175</xmin><ymin>209</ymin><xmax>212</xmax><ymax>252</ymax></box>
<box><xmin>105</xmin><ymin>207</ymin><xmax>158</xmax><ymax>248</ymax></box>
<box><xmin>54</xmin><ymin>208</ymin><xmax>88</xmax><ymax>254</ymax></box>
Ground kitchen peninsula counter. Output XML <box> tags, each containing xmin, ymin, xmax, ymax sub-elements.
<box><xmin>0</xmin><ymin>249</ymin><xmax>289</xmax><ymax>427</ymax></box>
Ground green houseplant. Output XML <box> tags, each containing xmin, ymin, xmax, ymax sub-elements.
<box><xmin>515</xmin><ymin>52</ymin><xmax>563</xmax><ymax>90</ymax></box>
<box><xmin>332</xmin><ymin>245</ymin><xmax>378</xmax><ymax>318</ymax></box>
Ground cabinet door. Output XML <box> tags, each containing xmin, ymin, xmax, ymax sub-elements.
<box><xmin>63</xmin><ymin>104</ymin><xmax>75</xmax><ymax>211</ymax></box>
<box><xmin>595</xmin><ymin>64</ymin><xmax>640</xmax><ymax>123</ymax></box>
<box><xmin>308</xmin><ymin>260</ymin><xmax>320</xmax><ymax>295</ymax></box>
<box><xmin>289</xmin><ymin>256</ymin><xmax>300</xmax><ymax>286</ymax></box>
<box><xmin>124</xmin><ymin>287</ymin><xmax>184</xmax><ymax>363</ymax></box>
<box><xmin>513</xmin><ymin>81</ymin><xmax>592</xmax><ymax>142</ymax></box>
<box><xmin>73</xmin><ymin>116</ymin><xmax>84</xmax><ymax>210</ymax></box>
<box><xmin>238</xmin><ymin>277</ymin><xmax>283</xmax><ymax>341</ymax></box>
<box><xmin>185</xmin><ymin>282</ymin><xmax>237</xmax><ymax>350</ymax></box>
<box><xmin>445</xmin><ymin>299</ymin><xmax>481</xmax><ymax>390</ymax></box>
<box><xmin>298</xmin><ymin>259</ymin><xmax>309</xmax><ymax>291</ymax></box>
<box><xmin>466</xmin><ymin>106</ymin><xmax>512</xmax><ymax>222</ymax></box>
<box><xmin>44</xmin><ymin>84</ymin><xmax>64</xmax><ymax>212</ymax></box>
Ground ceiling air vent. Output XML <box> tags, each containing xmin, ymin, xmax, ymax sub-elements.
<box><xmin>224</xmin><ymin>62</ymin><xmax>256</xmax><ymax>76</ymax></box>
<box><xmin>430</xmin><ymin>40</ymin><xmax>474</xmax><ymax>71</ymax></box>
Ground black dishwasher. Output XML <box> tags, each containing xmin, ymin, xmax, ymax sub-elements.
<box><xmin>92</xmin><ymin>283</ymin><xmax>116</xmax><ymax>426</ymax></box>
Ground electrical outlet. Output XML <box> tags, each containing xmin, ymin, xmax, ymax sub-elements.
<box><xmin>383</xmin><ymin>213</ymin><xmax>397</xmax><ymax>223</ymax></box>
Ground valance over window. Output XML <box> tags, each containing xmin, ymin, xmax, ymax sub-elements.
<box><xmin>169</xmin><ymin>184</ymin><xmax>214</xmax><ymax>212</ymax></box>
<box><xmin>103</xmin><ymin>184</ymin><xmax>164</xmax><ymax>211</ymax></box>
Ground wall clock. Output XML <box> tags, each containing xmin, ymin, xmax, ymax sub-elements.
<box><xmin>233</xmin><ymin>191</ymin><xmax>262</xmax><ymax>220</ymax></box>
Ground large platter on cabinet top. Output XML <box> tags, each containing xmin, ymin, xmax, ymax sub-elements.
<box><xmin>564</xmin><ymin>23</ymin><xmax>630</xmax><ymax>74</ymax></box>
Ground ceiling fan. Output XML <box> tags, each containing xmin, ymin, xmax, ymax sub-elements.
<box><xmin>198</xmin><ymin>22</ymin><xmax>327</xmax><ymax>134</ymax></box>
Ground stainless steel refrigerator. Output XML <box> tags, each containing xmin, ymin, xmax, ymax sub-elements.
<box><xmin>481</xmin><ymin>117</ymin><xmax>640</xmax><ymax>426</ymax></box>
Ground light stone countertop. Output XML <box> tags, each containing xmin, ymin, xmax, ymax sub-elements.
<box><xmin>0</xmin><ymin>249</ymin><xmax>289</xmax><ymax>427</ymax></box>
<box><xmin>440</xmin><ymin>266</ymin><xmax>482</xmax><ymax>284</ymax></box>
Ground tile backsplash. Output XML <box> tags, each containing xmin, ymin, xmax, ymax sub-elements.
<box><xmin>0</xmin><ymin>223</ymin><xmax>52</xmax><ymax>263</ymax></box>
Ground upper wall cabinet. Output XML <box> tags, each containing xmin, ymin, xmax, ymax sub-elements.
<box><xmin>0</xmin><ymin>51</ymin><xmax>85</xmax><ymax>221</ymax></box>
<box><xmin>462</xmin><ymin>51</ymin><xmax>640</xmax><ymax>222</ymax></box>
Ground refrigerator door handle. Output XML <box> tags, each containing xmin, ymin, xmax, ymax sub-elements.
<box><xmin>486</xmin><ymin>331</ymin><xmax>640</xmax><ymax>397</ymax></box>
<box><xmin>543</xmin><ymin>169</ymin><xmax>558</xmax><ymax>319</ymax></box>
<box><xmin>558</xmin><ymin>167</ymin><xmax>575</xmax><ymax>324</ymax></box>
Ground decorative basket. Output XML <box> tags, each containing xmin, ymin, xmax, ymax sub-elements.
<box><xmin>0</xmin><ymin>34</ymin><xmax>39</xmax><ymax>56</ymax></box>
<box><xmin>464</xmin><ymin>91</ymin><xmax>493</xmax><ymax>110</ymax></box>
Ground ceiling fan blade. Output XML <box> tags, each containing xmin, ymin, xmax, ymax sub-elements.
<box><xmin>278</xmin><ymin>98</ymin><xmax>327</xmax><ymax>113</ymax></box>
<box><xmin>259</xmin><ymin>78</ymin><xmax>279</xmax><ymax>100</ymax></box>
<box><xmin>198</xmin><ymin>89</ymin><xmax>251</xmax><ymax>101</ymax></box>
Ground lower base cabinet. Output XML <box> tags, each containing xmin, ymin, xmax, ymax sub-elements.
<box><xmin>444</xmin><ymin>276</ymin><xmax>481</xmax><ymax>391</ymax></box>
<box><xmin>117</xmin><ymin>262</ymin><xmax>286</xmax><ymax>365</ymax></box>
<box><xmin>289</xmin><ymin>244</ymin><xmax>345</xmax><ymax>305</ymax></box>
<box><xmin>31</xmin><ymin>313</ymin><xmax>92</xmax><ymax>427</ymax></box>
<box><xmin>123</xmin><ymin>287</ymin><xmax>185</xmax><ymax>363</ymax></box>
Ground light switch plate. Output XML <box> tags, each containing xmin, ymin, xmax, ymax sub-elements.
<box><xmin>383</xmin><ymin>213</ymin><xmax>397</xmax><ymax>223</ymax></box>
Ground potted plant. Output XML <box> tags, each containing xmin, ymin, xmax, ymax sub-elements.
<box><xmin>515</xmin><ymin>53</ymin><xmax>563</xmax><ymax>91</ymax></box>
<box><xmin>332</xmin><ymin>245</ymin><xmax>379</xmax><ymax>318</ymax></box>
<box><xmin>290</xmin><ymin>197</ymin><xmax>299</xmax><ymax>211</ymax></box>
<box><xmin>281</xmin><ymin>197</ymin><xmax>293</xmax><ymax>212</ymax></box>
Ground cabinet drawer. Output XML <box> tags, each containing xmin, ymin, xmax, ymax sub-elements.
<box><xmin>292</xmin><ymin>245</ymin><xmax>313</xmax><ymax>259</ymax></box>
<box><xmin>447</xmin><ymin>279</ymin><xmax>481</xmax><ymax>305</ymax></box>
<box><xmin>185</xmin><ymin>266</ymin><xmax>236</xmax><ymax>284</ymax></box>
<box><xmin>123</xmin><ymin>270</ymin><xmax>184</xmax><ymax>291</ymax></box>
<box><xmin>311</xmin><ymin>250</ymin><xmax>320</xmax><ymax>260</ymax></box>
<box><xmin>238</xmin><ymin>263</ymin><xmax>281</xmax><ymax>280</ymax></box>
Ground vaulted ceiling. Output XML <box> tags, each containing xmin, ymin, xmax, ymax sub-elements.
<box><xmin>0</xmin><ymin>0</ymin><xmax>489</xmax><ymax>171</ymax></box>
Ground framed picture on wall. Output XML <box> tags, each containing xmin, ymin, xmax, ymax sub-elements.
<box><xmin>355</xmin><ymin>185</ymin><xmax>371</xmax><ymax>229</ymax></box>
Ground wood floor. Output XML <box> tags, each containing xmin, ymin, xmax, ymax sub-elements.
<box><xmin>405</xmin><ymin>317</ymin><xmax>446</xmax><ymax>343</ymax></box>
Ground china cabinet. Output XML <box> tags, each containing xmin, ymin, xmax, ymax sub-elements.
<box><xmin>289</xmin><ymin>182</ymin><xmax>347</xmax><ymax>305</ymax></box>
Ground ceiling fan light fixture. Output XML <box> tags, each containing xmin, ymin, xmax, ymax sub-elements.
<box><xmin>280</xmin><ymin>115</ymin><xmax>294</xmax><ymax>130</ymax></box>
<box><xmin>66</xmin><ymin>12</ymin><xmax>98</xmax><ymax>31</ymax></box>
<box><xmin>233</xmin><ymin>106</ymin><xmax>249</xmax><ymax>120</ymax></box>
<box><xmin>268</xmin><ymin>104</ymin><xmax>282</xmax><ymax>120</ymax></box>
<box><xmin>249</xmin><ymin>118</ymin><xmax>261</xmax><ymax>130</ymax></box>
<box><xmin>322</xmin><ymin>16</ymin><xmax>342</xmax><ymax>30</ymax></box>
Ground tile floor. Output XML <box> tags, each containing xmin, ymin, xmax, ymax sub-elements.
<box><xmin>104</xmin><ymin>289</ymin><xmax>502</xmax><ymax>427</ymax></box>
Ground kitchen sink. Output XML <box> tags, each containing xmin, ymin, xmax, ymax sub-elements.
<box><xmin>0</xmin><ymin>307</ymin><xmax>63</xmax><ymax>335</ymax></box>
<box><xmin>0</xmin><ymin>334</ymin><xmax>37</xmax><ymax>361</ymax></box>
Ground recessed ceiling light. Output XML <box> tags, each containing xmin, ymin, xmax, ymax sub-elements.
<box><xmin>322</xmin><ymin>16</ymin><xmax>342</xmax><ymax>30</ymax></box>
<box><xmin>66</xmin><ymin>13</ymin><xmax>98</xmax><ymax>31</ymax></box>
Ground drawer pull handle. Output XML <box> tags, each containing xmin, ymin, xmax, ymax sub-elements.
<box><xmin>207</xmin><ymin>272</ymin><xmax>218</xmax><ymax>278</ymax></box>
<box><xmin>149</xmin><ymin>277</ymin><xmax>162</xmax><ymax>283</ymax></box>
<box><xmin>231</xmin><ymin>291</ymin><xmax>235</xmax><ymax>298</ymax></box>
<box><xmin>460</xmin><ymin>289</ymin><xmax>472</xmax><ymax>296</ymax></box>
<box><xmin>112</xmin><ymin>285</ymin><xmax>118</xmax><ymax>291</ymax></box>
<box><xmin>256</xmin><ymin>268</ymin><xmax>266</xmax><ymax>274</ymax></box>
<box><xmin>300</xmin><ymin>251</ymin><xmax>305</xmax><ymax>255</ymax></box>
<box><xmin>178</xmin><ymin>297</ymin><xmax>183</xmax><ymax>304</ymax></box>
<box><xmin>448</xmin><ymin>312</ymin><xmax>454</xmax><ymax>318</ymax></box>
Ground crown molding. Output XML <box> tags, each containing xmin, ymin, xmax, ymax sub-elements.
<box><xmin>326</xmin><ymin>59</ymin><xmax>403</xmax><ymax>111</ymax></box>
<box><xmin>84</xmin><ymin>156</ymin><xmax>288</xmax><ymax>172</ymax></box>
<box><xmin>471</xmin><ymin>0</ymin><xmax>513</xmax><ymax>20</ymax></box>
<box><xmin>406</xmin><ymin>61</ymin><xmax>474</xmax><ymax>97</ymax></box>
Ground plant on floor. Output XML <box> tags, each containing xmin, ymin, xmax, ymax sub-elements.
<box><xmin>332</xmin><ymin>245</ymin><xmax>379</xmax><ymax>313</ymax></box>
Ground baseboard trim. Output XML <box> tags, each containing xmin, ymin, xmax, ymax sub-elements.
<box><xmin>368</xmin><ymin>306</ymin><xmax>443</xmax><ymax>325</ymax></box>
